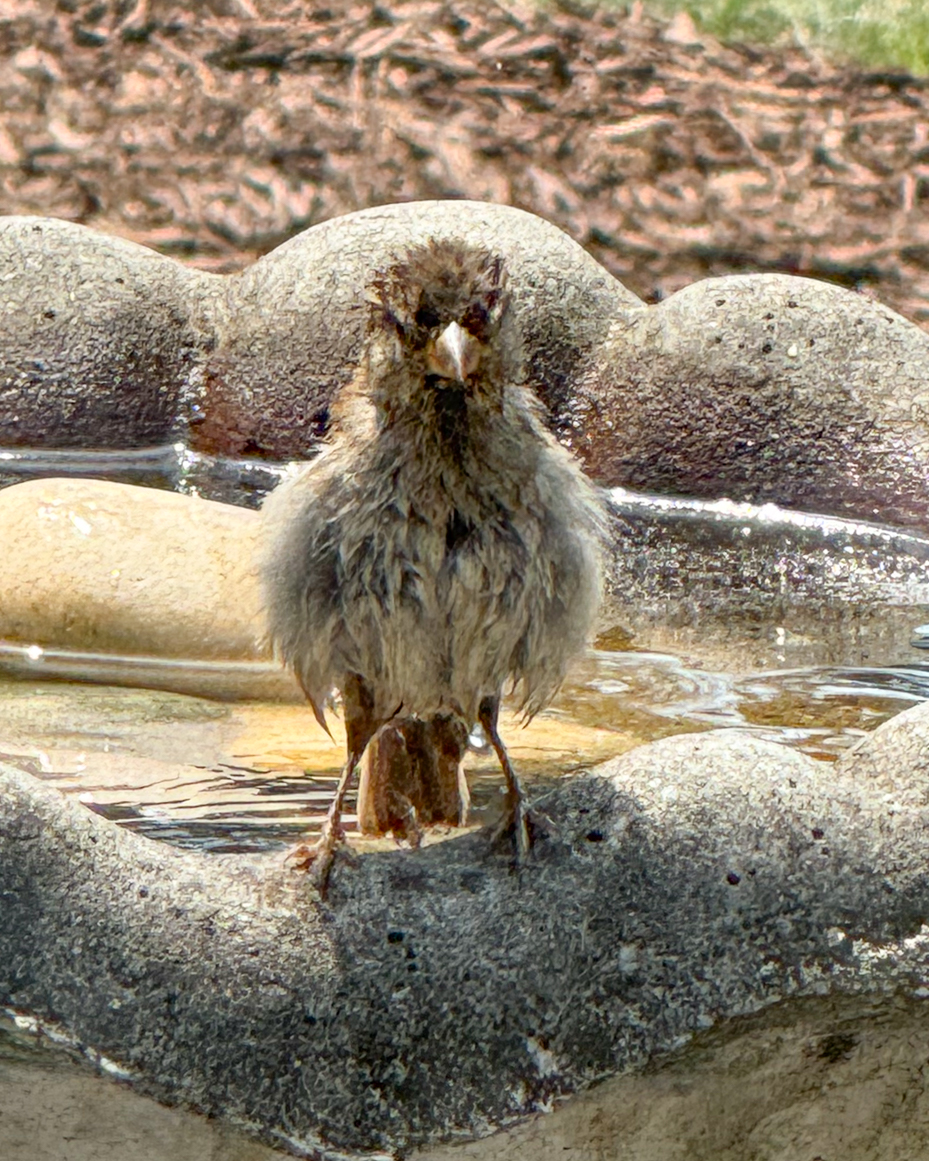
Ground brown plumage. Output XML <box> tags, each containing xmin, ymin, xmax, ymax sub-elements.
<box><xmin>260</xmin><ymin>239</ymin><xmax>605</xmax><ymax>890</ymax></box>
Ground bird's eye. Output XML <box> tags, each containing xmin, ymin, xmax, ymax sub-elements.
<box><xmin>461</xmin><ymin>301</ymin><xmax>489</xmax><ymax>339</ymax></box>
<box><xmin>378</xmin><ymin>306</ymin><xmax>407</xmax><ymax>339</ymax></box>
<box><xmin>415</xmin><ymin>304</ymin><xmax>441</xmax><ymax>330</ymax></box>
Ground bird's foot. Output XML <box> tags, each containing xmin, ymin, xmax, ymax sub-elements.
<box><xmin>492</xmin><ymin>793</ymin><xmax>533</xmax><ymax>863</ymax></box>
<box><xmin>285</xmin><ymin>817</ymin><xmax>348</xmax><ymax>897</ymax></box>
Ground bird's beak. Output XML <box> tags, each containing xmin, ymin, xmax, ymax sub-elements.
<box><xmin>429</xmin><ymin>321</ymin><xmax>481</xmax><ymax>383</ymax></box>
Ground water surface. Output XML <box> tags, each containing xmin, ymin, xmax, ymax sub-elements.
<box><xmin>2</xmin><ymin>645</ymin><xmax>926</xmax><ymax>855</ymax></box>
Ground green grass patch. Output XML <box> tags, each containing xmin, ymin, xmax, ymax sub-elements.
<box><xmin>646</xmin><ymin>0</ymin><xmax>929</xmax><ymax>76</ymax></box>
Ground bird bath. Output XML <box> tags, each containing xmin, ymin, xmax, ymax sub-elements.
<box><xmin>2</xmin><ymin>446</ymin><xmax>929</xmax><ymax>1161</ymax></box>
<box><xmin>1</xmin><ymin>447</ymin><xmax>928</xmax><ymax>863</ymax></box>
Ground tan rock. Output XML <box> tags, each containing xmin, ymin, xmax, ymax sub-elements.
<box><xmin>3</xmin><ymin>474</ymin><xmax>929</xmax><ymax>699</ymax></box>
<box><xmin>0</xmin><ymin>477</ymin><xmax>264</xmax><ymax>662</ymax></box>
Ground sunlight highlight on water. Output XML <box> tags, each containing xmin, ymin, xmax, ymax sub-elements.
<box><xmin>2</xmin><ymin>646</ymin><xmax>927</xmax><ymax>855</ymax></box>
<box><xmin>1</xmin><ymin>447</ymin><xmax>928</xmax><ymax>855</ymax></box>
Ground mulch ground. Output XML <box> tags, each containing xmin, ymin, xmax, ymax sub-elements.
<box><xmin>2</xmin><ymin>0</ymin><xmax>928</xmax><ymax>325</ymax></box>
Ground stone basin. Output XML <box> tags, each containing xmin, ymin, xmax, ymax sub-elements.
<box><xmin>3</xmin><ymin>204</ymin><xmax>929</xmax><ymax>1159</ymax></box>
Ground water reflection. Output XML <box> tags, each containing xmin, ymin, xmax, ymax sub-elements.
<box><xmin>570</xmin><ymin>649</ymin><xmax>929</xmax><ymax>761</ymax></box>
<box><xmin>1</xmin><ymin>446</ymin><xmax>928</xmax><ymax>854</ymax></box>
<box><xmin>0</xmin><ymin>443</ymin><xmax>288</xmax><ymax>508</ymax></box>
<box><xmin>2</xmin><ymin>648</ymin><xmax>927</xmax><ymax>855</ymax></box>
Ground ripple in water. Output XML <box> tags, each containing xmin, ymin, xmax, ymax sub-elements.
<box><xmin>2</xmin><ymin>448</ymin><xmax>928</xmax><ymax>853</ymax></box>
<box><xmin>2</xmin><ymin>649</ymin><xmax>927</xmax><ymax>855</ymax></box>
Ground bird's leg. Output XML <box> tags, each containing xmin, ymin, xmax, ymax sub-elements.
<box><xmin>295</xmin><ymin>745</ymin><xmax>364</xmax><ymax>893</ymax></box>
<box><xmin>288</xmin><ymin>674</ymin><xmax>381</xmax><ymax>896</ymax></box>
<box><xmin>478</xmin><ymin>694</ymin><xmax>530</xmax><ymax>861</ymax></box>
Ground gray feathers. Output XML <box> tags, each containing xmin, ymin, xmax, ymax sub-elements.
<box><xmin>260</xmin><ymin>240</ymin><xmax>605</xmax><ymax>731</ymax></box>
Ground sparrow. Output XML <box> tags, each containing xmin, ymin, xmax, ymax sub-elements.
<box><xmin>260</xmin><ymin>239</ymin><xmax>605</xmax><ymax>892</ymax></box>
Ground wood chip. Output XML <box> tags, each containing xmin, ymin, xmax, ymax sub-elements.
<box><xmin>0</xmin><ymin>0</ymin><xmax>926</xmax><ymax>325</ymax></box>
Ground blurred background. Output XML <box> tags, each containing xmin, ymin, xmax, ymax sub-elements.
<box><xmin>1</xmin><ymin>0</ymin><xmax>927</xmax><ymax>322</ymax></box>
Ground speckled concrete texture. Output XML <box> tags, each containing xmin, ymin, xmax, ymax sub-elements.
<box><xmin>4</xmin><ymin>208</ymin><xmax>929</xmax><ymax>534</ymax></box>
<box><xmin>0</xmin><ymin>215</ymin><xmax>214</xmax><ymax>449</ymax></box>
<box><xmin>3</xmin><ymin>722</ymin><xmax>929</xmax><ymax>1157</ymax></box>
<box><xmin>204</xmin><ymin>199</ymin><xmax>637</xmax><ymax>458</ymax></box>
<box><xmin>575</xmin><ymin>273</ymin><xmax>929</xmax><ymax>529</ymax></box>
<box><xmin>0</xmin><ymin>203</ymin><xmax>635</xmax><ymax>459</ymax></box>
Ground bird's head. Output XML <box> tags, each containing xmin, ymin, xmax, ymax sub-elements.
<box><xmin>361</xmin><ymin>241</ymin><xmax>523</xmax><ymax>416</ymax></box>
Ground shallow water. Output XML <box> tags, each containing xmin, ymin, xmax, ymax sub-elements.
<box><xmin>3</xmin><ymin>444</ymin><xmax>929</xmax><ymax>854</ymax></box>
<box><xmin>0</xmin><ymin>442</ymin><xmax>287</xmax><ymax>507</ymax></box>
<box><xmin>2</xmin><ymin>644</ymin><xmax>927</xmax><ymax>856</ymax></box>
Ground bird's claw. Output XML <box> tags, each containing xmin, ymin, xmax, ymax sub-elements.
<box><xmin>394</xmin><ymin>798</ymin><xmax>424</xmax><ymax>849</ymax></box>
<box><xmin>285</xmin><ymin>818</ymin><xmax>348</xmax><ymax>897</ymax></box>
<box><xmin>493</xmin><ymin>794</ymin><xmax>533</xmax><ymax>863</ymax></box>
<box><xmin>513</xmin><ymin>797</ymin><xmax>531</xmax><ymax>862</ymax></box>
